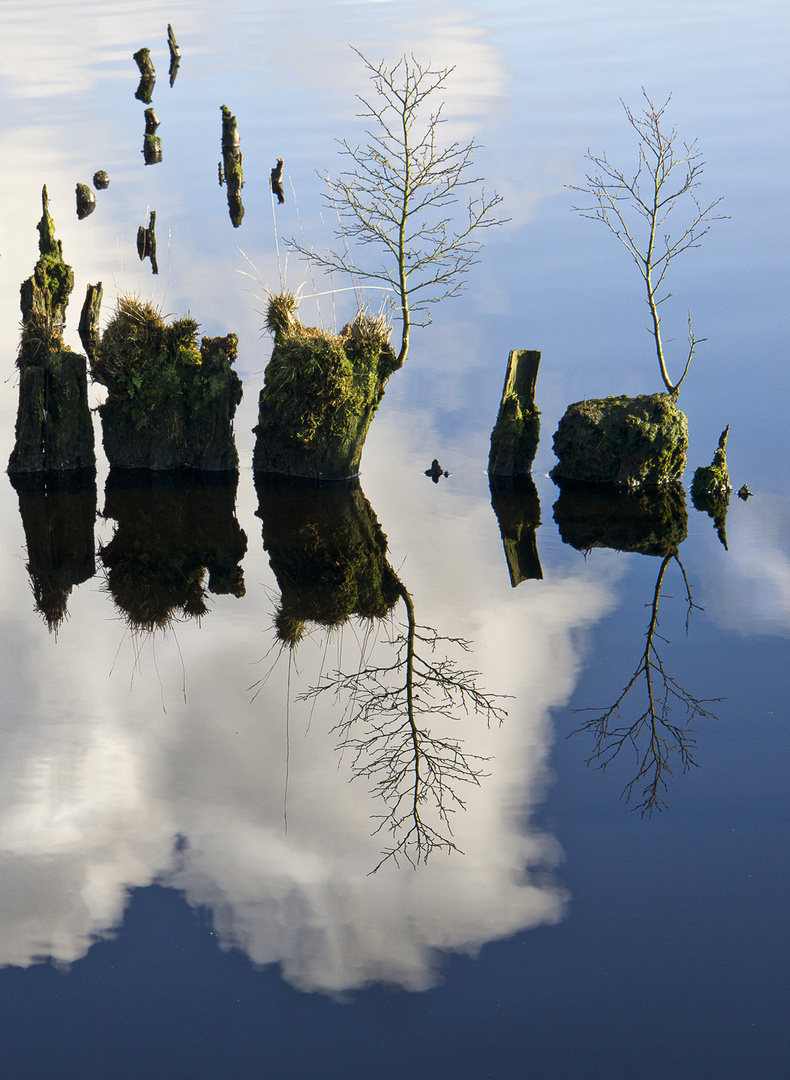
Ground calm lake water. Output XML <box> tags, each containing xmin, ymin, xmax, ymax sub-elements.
<box><xmin>1</xmin><ymin>1</ymin><xmax>788</xmax><ymax>1077</ymax></box>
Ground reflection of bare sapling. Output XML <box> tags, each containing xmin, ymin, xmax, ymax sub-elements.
<box><xmin>571</xmin><ymin>553</ymin><xmax>719</xmax><ymax>815</ymax></box>
<box><xmin>133</xmin><ymin>47</ymin><xmax>156</xmax><ymax>103</ymax></box>
<box><xmin>167</xmin><ymin>24</ymin><xmax>180</xmax><ymax>86</ymax></box>
<box><xmin>489</xmin><ymin>474</ymin><xmax>543</xmax><ymax>585</ymax></box>
<box><xmin>142</xmin><ymin>107</ymin><xmax>162</xmax><ymax>165</ymax></box>
<box><xmin>136</xmin><ymin>210</ymin><xmax>158</xmax><ymax>274</ymax></box>
<box><xmin>9</xmin><ymin>471</ymin><xmax>97</xmax><ymax>635</ymax></box>
<box><xmin>255</xmin><ymin>476</ymin><xmax>506</xmax><ymax>870</ymax></box>
<box><xmin>100</xmin><ymin>470</ymin><xmax>247</xmax><ymax>633</ymax></box>
<box><xmin>270</xmin><ymin>158</ymin><xmax>284</xmax><ymax>204</ymax></box>
<box><xmin>220</xmin><ymin>105</ymin><xmax>244</xmax><ymax>227</ymax></box>
<box><xmin>304</xmin><ymin>582</ymin><xmax>506</xmax><ymax>871</ymax></box>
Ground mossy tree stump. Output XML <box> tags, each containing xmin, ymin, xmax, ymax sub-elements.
<box><xmin>253</xmin><ymin>295</ymin><xmax>400</xmax><ymax>480</ymax></box>
<box><xmin>91</xmin><ymin>296</ymin><xmax>242</xmax><ymax>470</ymax></box>
<box><xmin>551</xmin><ymin>393</ymin><xmax>688</xmax><ymax>489</ymax></box>
<box><xmin>8</xmin><ymin>186</ymin><xmax>96</xmax><ymax>475</ymax></box>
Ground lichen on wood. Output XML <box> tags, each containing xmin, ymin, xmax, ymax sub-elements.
<box><xmin>253</xmin><ymin>296</ymin><xmax>399</xmax><ymax>480</ymax></box>
<box><xmin>551</xmin><ymin>393</ymin><xmax>688</xmax><ymax>488</ymax></box>
<box><xmin>91</xmin><ymin>296</ymin><xmax>242</xmax><ymax>470</ymax></box>
<box><xmin>8</xmin><ymin>186</ymin><xmax>95</xmax><ymax>474</ymax></box>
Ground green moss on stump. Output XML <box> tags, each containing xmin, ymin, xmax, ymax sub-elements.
<box><xmin>92</xmin><ymin>297</ymin><xmax>242</xmax><ymax>470</ymax></box>
<box><xmin>253</xmin><ymin>299</ymin><xmax>399</xmax><ymax>480</ymax></box>
<box><xmin>551</xmin><ymin>393</ymin><xmax>688</xmax><ymax>488</ymax></box>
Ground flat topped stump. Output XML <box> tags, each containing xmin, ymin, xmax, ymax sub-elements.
<box><xmin>551</xmin><ymin>393</ymin><xmax>688</xmax><ymax>489</ymax></box>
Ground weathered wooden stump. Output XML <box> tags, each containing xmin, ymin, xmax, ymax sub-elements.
<box><xmin>167</xmin><ymin>24</ymin><xmax>180</xmax><ymax>86</ymax></box>
<box><xmin>142</xmin><ymin>107</ymin><xmax>162</xmax><ymax>164</ymax></box>
<box><xmin>133</xmin><ymin>47</ymin><xmax>155</xmax><ymax>102</ymax></box>
<box><xmin>8</xmin><ymin>186</ymin><xmax>95</xmax><ymax>475</ymax></box>
<box><xmin>488</xmin><ymin>349</ymin><xmax>541</xmax><ymax>475</ymax></box>
<box><xmin>690</xmin><ymin>426</ymin><xmax>731</xmax><ymax>548</ymax></box>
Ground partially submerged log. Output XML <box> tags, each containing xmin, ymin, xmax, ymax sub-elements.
<box><xmin>76</xmin><ymin>183</ymin><xmax>95</xmax><ymax>220</ymax></box>
<box><xmin>220</xmin><ymin>105</ymin><xmax>244</xmax><ymax>226</ymax></box>
<box><xmin>142</xmin><ymin>107</ymin><xmax>162</xmax><ymax>164</ymax></box>
<box><xmin>270</xmin><ymin>158</ymin><xmax>284</xmax><ymax>204</ymax></box>
<box><xmin>136</xmin><ymin>210</ymin><xmax>158</xmax><ymax>273</ymax></box>
<box><xmin>253</xmin><ymin>295</ymin><xmax>399</xmax><ymax>480</ymax></box>
<box><xmin>167</xmin><ymin>24</ymin><xmax>180</xmax><ymax>86</ymax></box>
<box><xmin>552</xmin><ymin>393</ymin><xmax>688</xmax><ymax>488</ymax></box>
<box><xmin>101</xmin><ymin>470</ymin><xmax>247</xmax><ymax>630</ymax></box>
<box><xmin>133</xmin><ymin>48</ymin><xmax>156</xmax><ymax>103</ymax></box>
<box><xmin>488</xmin><ymin>349</ymin><xmax>541</xmax><ymax>475</ymax></box>
<box><xmin>8</xmin><ymin>186</ymin><xmax>95</xmax><ymax>474</ymax></box>
<box><xmin>255</xmin><ymin>474</ymin><xmax>401</xmax><ymax>644</ymax></box>
<box><xmin>90</xmin><ymin>296</ymin><xmax>242</xmax><ymax>470</ymax></box>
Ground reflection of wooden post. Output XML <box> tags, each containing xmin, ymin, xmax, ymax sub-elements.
<box><xmin>488</xmin><ymin>349</ymin><xmax>541</xmax><ymax>475</ymax></box>
<box><xmin>489</xmin><ymin>475</ymin><xmax>543</xmax><ymax>585</ymax></box>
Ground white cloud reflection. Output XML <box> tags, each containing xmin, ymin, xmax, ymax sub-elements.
<box><xmin>0</xmin><ymin>454</ymin><xmax>619</xmax><ymax>993</ymax></box>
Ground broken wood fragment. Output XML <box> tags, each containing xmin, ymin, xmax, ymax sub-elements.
<box><xmin>136</xmin><ymin>211</ymin><xmax>158</xmax><ymax>274</ymax></box>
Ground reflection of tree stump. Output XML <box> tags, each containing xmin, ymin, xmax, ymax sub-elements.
<box><xmin>101</xmin><ymin>470</ymin><xmax>247</xmax><ymax>630</ymax></box>
<box><xmin>255</xmin><ymin>475</ymin><xmax>401</xmax><ymax>641</ymax></box>
<box><xmin>10</xmin><ymin>471</ymin><xmax>97</xmax><ymax>633</ymax></box>
<box><xmin>489</xmin><ymin>475</ymin><xmax>543</xmax><ymax>584</ymax></box>
<box><xmin>8</xmin><ymin>186</ymin><xmax>95</xmax><ymax>474</ymax></box>
<box><xmin>553</xmin><ymin>482</ymin><xmax>687</xmax><ymax>557</ymax></box>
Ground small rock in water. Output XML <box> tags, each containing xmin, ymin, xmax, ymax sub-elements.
<box><xmin>737</xmin><ymin>484</ymin><xmax>753</xmax><ymax>500</ymax></box>
<box><xmin>425</xmin><ymin>458</ymin><xmax>449</xmax><ymax>483</ymax></box>
<box><xmin>76</xmin><ymin>183</ymin><xmax>95</xmax><ymax>219</ymax></box>
<box><xmin>93</xmin><ymin>170</ymin><xmax>110</xmax><ymax>190</ymax></box>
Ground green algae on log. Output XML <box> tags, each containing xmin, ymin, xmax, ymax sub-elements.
<box><xmin>551</xmin><ymin>393</ymin><xmax>688</xmax><ymax>488</ymax></box>
<box><xmin>8</xmin><ymin>187</ymin><xmax>95</xmax><ymax>475</ymax></box>
<box><xmin>552</xmin><ymin>482</ymin><xmax>688</xmax><ymax>557</ymax></box>
<box><xmin>220</xmin><ymin>105</ymin><xmax>244</xmax><ymax>226</ymax></box>
<box><xmin>253</xmin><ymin>296</ymin><xmax>399</xmax><ymax>480</ymax></box>
<box><xmin>91</xmin><ymin>296</ymin><xmax>242</xmax><ymax>470</ymax></box>
<box><xmin>255</xmin><ymin>474</ymin><xmax>401</xmax><ymax>645</ymax></box>
<box><xmin>488</xmin><ymin>349</ymin><xmax>541</xmax><ymax>475</ymax></box>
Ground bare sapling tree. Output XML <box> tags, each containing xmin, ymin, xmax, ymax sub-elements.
<box><xmin>294</xmin><ymin>48</ymin><xmax>507</xmax><ymax>366</ymax></box>
<box><xmin>570</xmin><ymin>91</ymin><xmax>726</xmax><ymax>396</ymax></box>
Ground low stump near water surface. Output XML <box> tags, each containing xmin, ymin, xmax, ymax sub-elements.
<box><xmin>551</xmin><ymin>393</ymin><xmax>688</xmax><ymax>489</ymax></box>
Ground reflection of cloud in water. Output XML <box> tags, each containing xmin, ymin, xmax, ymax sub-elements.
<box><xmin>0</xmin><ymin>517</ymin><xmax>618</xmax><ymax>992</ymax></box>
<box><xmin>700</xmin><ymin>495</ymin><xmax>790</xmax><ymax>637</ymax></box>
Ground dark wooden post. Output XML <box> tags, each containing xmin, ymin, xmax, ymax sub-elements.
<box><xmin>488</xmin><ymin>349</ymin><xmax>541</xmax><ymax>475</ymax></box>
